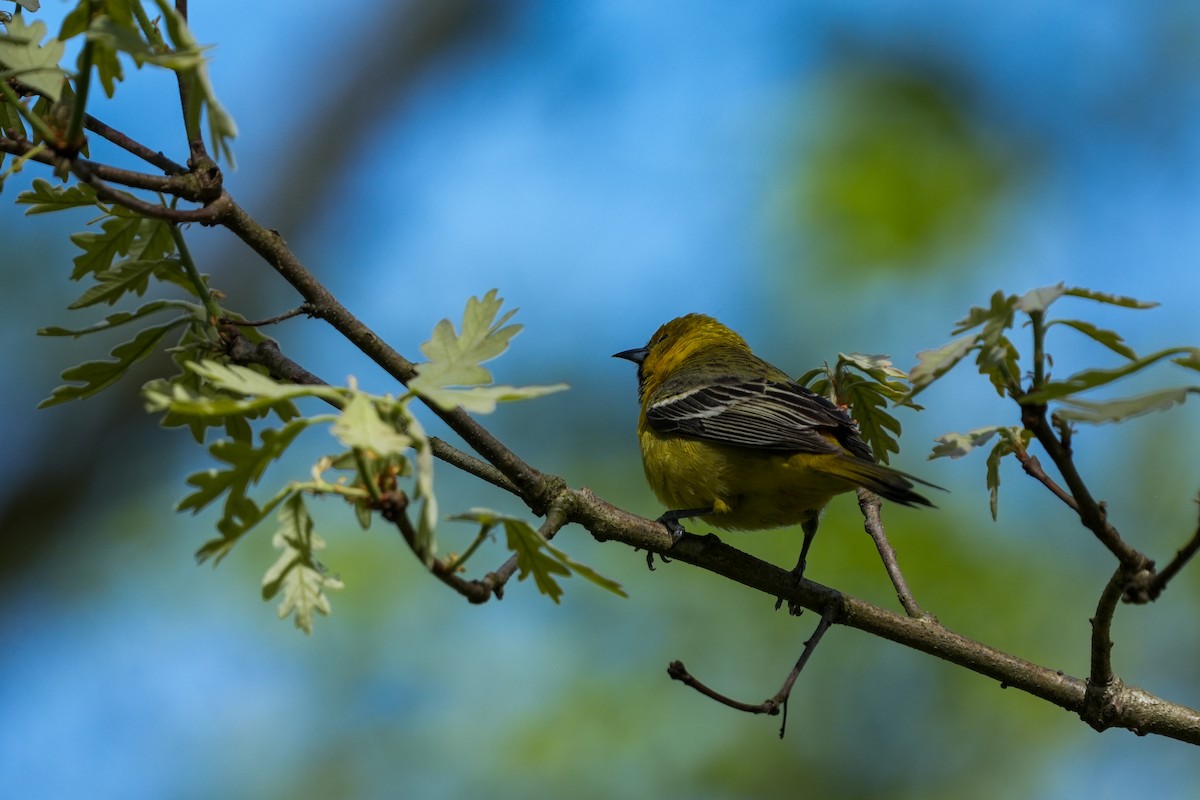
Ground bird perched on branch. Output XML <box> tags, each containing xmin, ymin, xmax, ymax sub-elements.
<box><xmin>614</xmin><ymin>313</ymin><xmax>935</xmax><ymax>579</ymax></box>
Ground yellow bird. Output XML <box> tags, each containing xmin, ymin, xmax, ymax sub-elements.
<box><xmin>614</xmin><ymin>313</ymin><xmax>933</xmax><ymax>577</ymax></box>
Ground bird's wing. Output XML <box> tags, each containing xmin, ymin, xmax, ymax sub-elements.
<box><xmin>645</xmin><ymin>377</ymin><xmax>873</xmax><ymax>458</ymax></box>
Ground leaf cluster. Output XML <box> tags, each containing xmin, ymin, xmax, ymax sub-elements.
<box><xmin>799</xmin><ymin>352</ymin><xmax>922</xmax><ymax>465</ymax></box>
<box><xmin>913</xmin><ymin>284</ymin><xmax>1200</xmax><ymax>515</ymax></box>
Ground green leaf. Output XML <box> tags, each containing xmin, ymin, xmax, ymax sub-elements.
<box><xmin>195</xmin><ymin>487</ymin><xmax>290</xmax><ymax>566</ymax></box>
<box><xmin>176</xmin><ymin>418</ymin><xmax>312</xmax><ymax>518</ymax></box>
<box><xmin>67</xmin><ymin>258</ymin><xmax>179</xmax><ymax>308</ymax></box>
<box><xmin>69</xmin><ymin>215</ymin><xmax>142</xmax><ymax>279</ymax></box>
<box><xmin>1021</xmin><ymin>347</ymin><xmax>1200</xmax><ymax>404</ymax></box>
<box><xmin>16</xmin><ymin>178</ymin><xmax>100</xmax><ymax>214</ymax></box>
<box><xmin>38</xmin><ymin>317</ymin><xmax>189</xmax><ymax>406</ymax></box>
<box><xmin>907</xmin><ymin>334</ymin><xmax>978</xmax><ymax>397</ymax></box>
<box><xmin>1063</xmin><ymin>286</ymin><xmax>1158</xmax><ymax>309</ymax></box>
<box><xmin>840</xmin><ymin>375</ymin><xmax>902</xmax><ymax>463</ymax></box>
<box><xmin>0</xmin><ymin>95</ymin><xmax>25</xmax><ymax>143</ymax></box>
<box><xmin>330</xmin><ymin>392</ymin><xmax>411</xmax><ymax>454</ymax></box>
<box><xmin>411</xmin><ymin>290</ymin><xmax>520</xmax><ymax>391</ymax></box>
<box><xmin>1047</xmin><ymin>319</ymin><xmax>1137</xmax><ymax>360</ymax></box>
<box><xmin>406</xmin><ymin>412</ymin><xmax>438</xmax><ymax>563</ymax></box>
<box><xmin>951</xmin><ymin>290</ymin><xmax>1016</xmax><ymax>336</ymax></box>
<box><xmin>1053</xmin><ymin>388</ymin><xmax>1196</xmax><ymax>424</ymax></box>
<box><xmin>416</xmin><ymin>383</ymin><xmax>569</xmax><ymax>414</ymax></box>
<box><xmin>410</xmin><ymin>290</ymin><xmax>568</xmax><ymax>412</ymax></box>
<box><xmin>150</xmin><ymin>0</ymin><xmax>237</xmax><ymax>166</ymax></box>
<box><xmin>1013</xmin><ymin>283</ymin><xmax>1068</xmax><ymax>314</ymax></box>
<box><xmin>454</xmin><ymin>509</ymin><xmax>627</xmax><ymax>602</ymax></box>
<box><xmin>186</xmin><ymin>360</ymin><xmax>343</xmax><ymax>407</ymax></box>
<box><xmin>0</xmin><ymin>15</ymin><xmax>66</xmax><ymax>101</ymax></box>
<box><xmin>262</xmin><ymin>494</ymin><xmax>342</xmax><ymax>635</ymax></box>
<box><xmin>975</xmin><ymin>334</ymin><xmax>1021</xmax><ymax>397</ymax></box>
<box><xmin>38</xmin><ymin>299</ymin><xmax>199</xmax><ymax>336</ymax></box>
<box><xmin>929</xmin><ymin>425</ymin><xmax>1019</xmax><ymax>460</ymax></box>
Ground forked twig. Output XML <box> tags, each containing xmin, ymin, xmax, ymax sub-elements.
<box><xmin>668</xmin><ymin>605</ymin><xmax>838</xmax><ymax>738</ymax></box>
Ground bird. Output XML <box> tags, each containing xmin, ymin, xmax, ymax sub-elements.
<box><xmin>614</xmin><ymin>313</ymin><xmax>934</xmax><ymax>581</ymax></box>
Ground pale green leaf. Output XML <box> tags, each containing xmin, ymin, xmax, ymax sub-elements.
<box><xmin>67</xmin><ymin>258</ymin><xmax>178</xmax><ymax>308</ymax></box>
<box><xmin>1047</xmin><ymin>319</ymin><xmax>1137</xmax><ymax>360</ymax></box>
<box><xmin>454</xmin><ymin>510</ymin><xmax>626</xmax><ymax>601</ymax></box>
<box><xmin>1063</xmin><ymin>286</ymin><xmax>1158</xmax><ymax>309</ymax></box>
<box><xmin>1053</xmin><ymin>388</ymin><xmax>1196</xmax><ymax>424</ymax></box>
<box><xmin>176</xmin><ymin>418</ymin><xmax>312</xmax><ymax>517</ymax></box>
<box><xmin>416</xmin><ymin>382</ymin><xmax>569</xmax><ymax>414</ymax></box>
<box><xmin>150</xmin><ymin>0</ymin><xmax>236</xmax><ymax>165</ymax></box>
<box><xmin>69</xmin><ymin>215</ymin><xmax>142</xmax><ymax>279</ymax></box>
<box><xmin>1014</xmin><ymin>283</ymin><xmax>1068</xmax><ymax>314</ymax></box>
<box><xmin>951</xmin><ymin>290</ymin><xmax>1016</xmax><ymax>336</ymax></box>
<box><xmin>38</xmin><ymin>299</ymin><xmax>199</xmax><ymax>337</ymax></box>
<box><xmin>1021</xmin><ymin>347</ymin><xmax>1200</xmax><ymax>403</ymax></box>
<box><xmin>0</xmin><ymin>16</ymin><xmax>66</xmax><ymax>101</ymax></box>
<box><xmin>263</xmin><ymin>494</ymin><xmax>342</xmax><ymax>634</ymax></box>
<box><xmin>330</xmin><ymin>392</ymin><xmax>411</xmax><ymax>454</ymax></box>
<box><xmin>16</xmin><ymin>178</ymin><xmax>100</xmax><ymax>214</ymax></box>
<box><xmin>38</xmin><ymin>317</ymin><xmax>189</xmax><ymax>406</ymax></box>
<box><xmin>907</xmin><ymin>334</ymin><xmax>978</xmax><ymax>397</ymax></box>
<box><xmin>406</xmin><ymin>412</ymin><xmax>437</xmax><ymax>563</ymax></box>
<box><xmin>930</xmin><ymin>425</ymin><xmax>1012</xmax><ymax>460</ymax></box>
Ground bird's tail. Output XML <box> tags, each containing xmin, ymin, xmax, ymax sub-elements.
<box><xmin>832</xmin><ymin>456</ymin><xmax>941</xmax><ymax>508</ymax></box>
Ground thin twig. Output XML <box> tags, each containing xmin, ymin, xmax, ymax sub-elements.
<box><xmin>1012</xmin><ymin>450</ymin><xmax>1079</xmax><ymax>511</ymax></box>
<box><xmin>222</xmin><ymin>305</ymin><xmax>313</xmax><ymax>327</ymax></box>
<box><xmin>1137</xmin><ymin>520</ymin><xmax>1200</xmax><ymax>599</ymax></box>
<box><xmin>70</xmin><ymin>159</ymin><xmax>227</xmax><ymax>223</ymax></box>
<box><xmin>667</xmin><ymin>605</ymin><xmax>838</xmax><ymax>738</ymax></box>
<box><xmin>84</xmin><ymin>114</ymin><xmax>187</xmax><ymax>174</ymax></box>
<box><xmin>857</xmin><ymin>489</ymin><xmax>928</xmax><ymax>619</ymax></box>
<box><xmin>480</xmin><ymin>499</ymin><xmax>571</xmax><ymax>599</ymax></box>
<box><xmin>380</xmin><ymin>490</ymin><xmax>496</xmax><ymax>603</ymax></box>
<box><xmin>1020</xmin><ymin>404</ymin><xmax>1148</xmax><ymax>569</ymax></box>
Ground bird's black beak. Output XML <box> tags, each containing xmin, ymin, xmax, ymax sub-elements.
<box><xmin>612</xmin><ymin>346</ymin><xmax>649</xmax><ymax>365</ymax></box>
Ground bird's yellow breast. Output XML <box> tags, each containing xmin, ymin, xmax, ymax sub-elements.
<box><xmin>637</xmin><ymin>426</ymin><xmax>861</xmax><ymax>531</ymax></box>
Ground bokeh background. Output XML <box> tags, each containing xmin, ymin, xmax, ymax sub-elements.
<box><xmin>5</xmin><ymin>1</ymin><xmax>1200</xmax><ymax>797</ymax></box>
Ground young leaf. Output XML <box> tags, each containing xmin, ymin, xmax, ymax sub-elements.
<box><xmin>1053</xmin><ymin>388</ymin><xmax>1196</xmax><ymax>424</ymax></box>
<box><xmin>410</xmin><ymin>290</ymin><xmax>568</xmax><ymax>412</ymax></box>
<box><xmin>930</xmin><ymin>426</ymin><xmax>1011</xmax><ymax>460</ymax></box>
<box><xmin>406</xmin><ymin>412</ymin><xmax>438</xmax><ymax>563</ymax></box>
<box><xmin>38</xmin><ymin>299</ymin><xmax>199</xmax><ymax>337</ymax></box>
<box><xmin>186</xmin><ymin>360</ymin><xmax>343</xmax><ymax>407</ymax></box>
<box><xmin>1021</xmin><ymin>347</ymin><xmax>1199</xmax><ymax>404</ymax></box>
<box><xmin>16</xmin><ymin>178</ymin><xmax>100</xmax><ymax>214</ymax></box>
<box><xmin>150</xmin><ymin>0</ymin><xmax>237</xmax><ymax>166</ymax></box>
<box><xmin>502</xmin><ymin>517</ymin><xmax>626</xmax><ymax>602</ymax></box>
<box><xmin>951</xmin><ymin>290</ymin><xmax>1016</xmax><ymax>336</ymax></box>
<box><xmin>194</xmin><ymin>487</ymin><xmax>291</xmax><ymax>566</ymax></box>
<box><xmin>330</xmin><ymin>392</ymin><xmax>411</xmax><ymax>455</ymax></box>
<box><xmin>416</xmin><ymin>383</ymin><xmax>569</xmax><ymax>415</ymax></box>
<box><xmin>1063</xmin><ymin>287</ymin><xmax>1158</xmax><ymax>309</ymax></box>
<box><xmin>1047</xmin><ymin>319</ymin><xmax>1137</xmax><ymax>360</ymax></box>
<box><xmin>412</xmin><ymin>289</ymin><xmax>519</xmax><ymax>390</ymax></box>
<box><xmin>907</xmin><ymin>334</ymin><xmax>978</xmax><ymax>397</ymax></box>
<box><xmin>176</xmin><ymin>418</ymin><xmax>313</xmax><ymax>523</ymax></box>
<box><xmin>69</xmin><ymin>215</ymin><xmax>142</xmax><ymax>279</ymax></box>
<box><xmin>38</xmin><ymin>317</ymin><xmax>190</xmax><ymax>407</ymax></box>
<box><xmin>262</xmin><ymin>494</ymin><xmax>342</xmax><ymax>635</ymax></box>
<box><xmin>1014</xmin><ymin>283</ymin><xmax>1068</xmax><ymax>314</ymax></box>
<box><xmin>67</xmin><ymin>258</ymin><xmax>179</xmax><ymax>308</ymax></box>
<box><xmin>0</xmin><ymin>15</ymin><xmax>66</xmax><ymax>102</ymax></box>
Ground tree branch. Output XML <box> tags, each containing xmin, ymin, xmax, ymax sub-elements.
<box><xmin>857</xmin><ymin>488</ymin><xmax>927</xmax><ymax>618</ymax></box>
<box><xmin>1020</xmin><ymin>403</ymin><xmax>1149</xmax><ymax>570</ymax></box>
